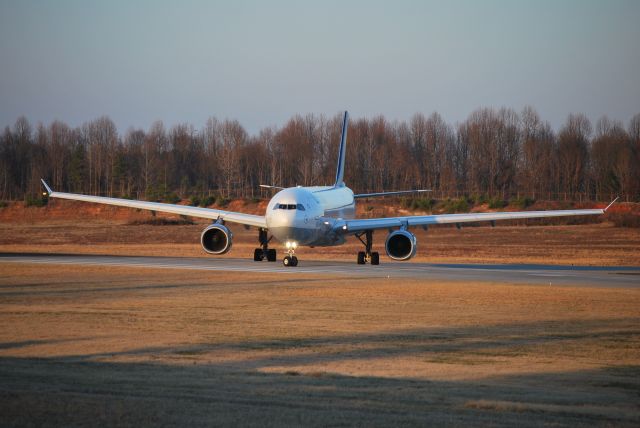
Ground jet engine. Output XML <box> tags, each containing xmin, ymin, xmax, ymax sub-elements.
<box><xmin>200</xmin><ymin>223</ymin><xmax>233</xmax><ymax>254</ymax></box>
<box><xmin>385</xmin><ymin>229</ymin><xmax>417</xmax><ymax>261</ymax></box>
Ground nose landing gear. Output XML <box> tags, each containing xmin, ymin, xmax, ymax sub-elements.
<box><xmin>283</xmin><ymin>241</ymin><xmax>299</xmax><ymax>266</ymax></box>
<box><xmin>254</xmin><ymin>228</ymin><xmax>277</xmax><ymax>262</ymax></box>
<box><xmin>355</xmin><ymin>230</ymin><xmax>380</xmax><ymax>265</ymax></box>
<box><xmin>283</xmin><ymin>255</ymin><xmax>298</xmax><ymax>266</ymax></box>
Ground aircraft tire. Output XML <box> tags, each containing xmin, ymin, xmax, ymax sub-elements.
<box><xmin>371</xmin><ymin>252</ymin><xmax>380</xmax><ymax>265</ymax></box>
<box><xmin>357</xmin><ymin>251</ymin><xmax>366</xmax><ymax>265</ymax></box>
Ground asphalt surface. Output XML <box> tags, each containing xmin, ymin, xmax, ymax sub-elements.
<box><xmin>1</xmin><ymin>253</ymin><xmax>639</xmax><ymax>288</ymax></box>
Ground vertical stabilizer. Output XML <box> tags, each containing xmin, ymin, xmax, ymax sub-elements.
<box><xmin>334</xmin><ymin>111</ymin><xmax>349</xmax><ymax>187</ymax></box>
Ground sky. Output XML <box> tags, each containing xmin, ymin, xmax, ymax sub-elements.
<box><xmin>1</xmin><ymin>0</ymin><xmax>639</xmax><ymax>135</ymax></box>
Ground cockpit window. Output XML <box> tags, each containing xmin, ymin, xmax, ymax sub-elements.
<box><xmin>274</xmin><ymin>203</ymin><xmax>305</xmax><ymax>210</ymax></box>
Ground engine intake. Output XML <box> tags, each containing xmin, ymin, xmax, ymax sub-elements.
<box><xmin>201</xmin><ymin>224</ymin><xmax>233</xmax><ymax>254</ymax></box>
<box><xmin>385</xmin><ymin>230</ymin><xmax>417</xmax><ymax>261</ymax></box>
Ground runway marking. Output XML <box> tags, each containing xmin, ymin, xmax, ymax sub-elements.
<box><xmin>528</xmin><ymin>273</ymin><xmax>568</xmax><ymax>277</ymax></box>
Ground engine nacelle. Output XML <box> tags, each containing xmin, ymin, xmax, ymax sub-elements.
<box><xmin>200</xmin><ymin>224</ymin><xmax>233</xmax><ymax>255</ymax></box>
<box><xmin>385</xmin><ymin>230</ymin><xmax>417</xmax><ymax>261</ymax></box>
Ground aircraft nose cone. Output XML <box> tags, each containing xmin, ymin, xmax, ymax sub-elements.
<box><xmin>267</xmin><ymin>210</ymin><xmax>295</xmax><ymax>228</ymax></box>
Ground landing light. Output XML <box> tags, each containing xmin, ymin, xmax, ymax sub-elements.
<box><xmin>285</xmin><ymin>241</ymin><xmax>298</xmax><ymax>249</ymax></box>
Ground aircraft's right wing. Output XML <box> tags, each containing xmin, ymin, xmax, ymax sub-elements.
<box><xmin>333</xmin><ymin>200</ymin><xmax>617</xmax><ymax>234</ymax></box>
<box><xmin>41</xmin><ymin>180</ymin><xmax>267</xmax><ymax>228</ymax></box>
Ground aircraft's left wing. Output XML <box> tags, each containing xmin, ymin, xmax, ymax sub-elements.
<box><xmin>332</xmin><ymin>201</ymin><xmax>617</xmax><ymax>234</ymax></box>
<box><xmin>41</xmin><ymin>179</ymin><xmax>267</xmax><ymax>228</ymax></box>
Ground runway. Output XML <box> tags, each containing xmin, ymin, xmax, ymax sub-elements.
<box><xmin>1</xmin><ymin>253</ymin><xmax>639</xmax><ymax>288</ymax></box>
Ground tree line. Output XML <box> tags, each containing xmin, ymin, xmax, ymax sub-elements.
<box><xmin>1</xmin><ymin>107</ymin><xmax>639</xmax><ymax>204</ymax></box>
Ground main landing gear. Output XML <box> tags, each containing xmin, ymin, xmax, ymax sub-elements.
<box><xmin>355</xmin><ymin>230</ymin><xmax>380</xmax><ymax>265</ymax></box>
<box><xmin>253</xmin><ymin>228</ymin><xmax>277</xmax><ymax>262</ymax></box>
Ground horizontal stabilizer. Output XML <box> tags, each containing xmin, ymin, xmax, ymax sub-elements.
<box><xmin>354</xmin><ymin>189</ymin><xmax>431</xmax><ymax>198</ymax></box>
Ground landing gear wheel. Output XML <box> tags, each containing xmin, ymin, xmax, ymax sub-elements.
<box><xmin>355</xmin><ymin>230</ymin><xmax>380</xmax><ymax>266</ymax></box>
<box><xmin>255</xmin><ymin>228</ymin><xmax>274</xmax><ymax>262</ymax></box>
<box><xmin>283</xmin><ymin>255</ymin><xmax>299</xmax><ymax>267</ymax></box>
<box><xmin>283</xmin><ymin>255</ymin><xmax>298</xmax><ymax>267</ymax></box>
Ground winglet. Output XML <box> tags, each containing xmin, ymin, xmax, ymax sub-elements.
<box><xmin>604</xmin><ymin>196</ymin><xmax>619</xmax><ymax>212</ymax></box>
<box><xmin>40</xmin><ymin>179</ymin><xmax>53</xmax><ymax>195</ymax></box>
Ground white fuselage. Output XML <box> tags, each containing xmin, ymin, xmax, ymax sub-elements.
<box><xmin>265</xmin><ymin>186</ymin><xmax>355</xmax><ymax>247</ymax></box>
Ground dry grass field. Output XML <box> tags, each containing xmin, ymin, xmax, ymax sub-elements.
<box><xmin>1</xmin><ymin>202</ymin><xmax>639</xmax><ymax>426</ymax></box>
<box><xmin>0</xmin><ymin>263</ymin><xmax>639</xmax><ymax>426</ymax></box>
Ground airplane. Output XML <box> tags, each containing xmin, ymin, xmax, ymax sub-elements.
<box><xmin>40</xmin><ymin>111</ymin><xmax>617</xmax><ymax>267</ymax></box>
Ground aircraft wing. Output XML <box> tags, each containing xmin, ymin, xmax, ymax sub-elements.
<box><xmin>332</xmin><ymin>202</ymin><xmax>616</xmax><ymax>234</ymax></box>
<box><xmin>41</xmin><ymin>180</ymin><xmax>267</xmax><ymax>228</ymax></box>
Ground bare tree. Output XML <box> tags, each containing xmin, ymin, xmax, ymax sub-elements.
<box><xmin>143</xmin><ymin>121</ymin><xmax>165</xmax><ymax>199</ymax></box>
<box><xmin>591</xmin><ymin>116</ymin><xmax>632</xmax><ymax>199</ymax></box>
<box><xmin>202</xmin><ymin>117</ymin><xmax>220</xmax><ymax>194</ymax></box>
<box><xmin>426</xmin><ymin>112</ymin><xmax>455</xmax><ymax>192</ymax></box>
<box><xmin>629</xmin><ymin>114</ymin><xmax>640</xmax><ymax>199</ymax></box>
<box><xmin>218</xmin><ymin>119</ymin><xmax>247</xmax><ymax>197</ymax></box>
<box><xmin>557</xmin><ymin>113</ymin><xmax>591</xmax><ymax>198</ymax></box>
<box><xmin>519</xmin><ymin>106</ymin><xmax>556</xmax><ymax>198</ymax></box>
